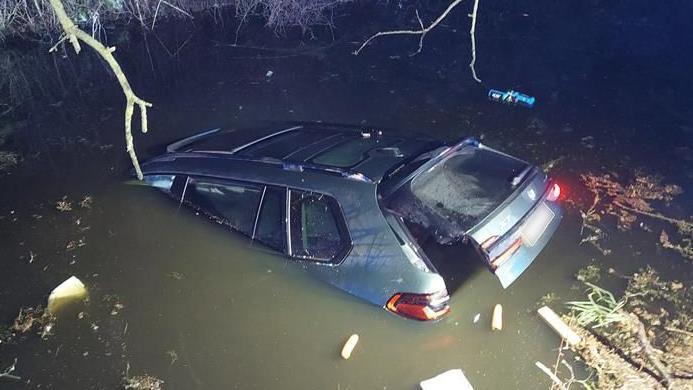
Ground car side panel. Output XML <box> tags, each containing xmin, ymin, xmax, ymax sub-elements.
<box><xmin>141</xmin><ymin>155</ymin><xmax>446</xmax><ymax>307</ymax></box>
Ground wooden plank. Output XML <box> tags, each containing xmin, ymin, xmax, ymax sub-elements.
<box><xmin>537</xmin><ymin>306</ymin><xmax>582</xmax><ymax>346</ymax></box>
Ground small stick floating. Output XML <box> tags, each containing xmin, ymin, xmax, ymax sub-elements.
<box><xmin>341</xmin><ymin>334</ymin><xmax>359</xmax><ymax>360</ymax></box>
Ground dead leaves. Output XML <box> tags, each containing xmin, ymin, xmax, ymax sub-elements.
<box><xmin>579</xmin><ymin>172</ymin><xmax>691</xmax><ymax>259</ymax></box>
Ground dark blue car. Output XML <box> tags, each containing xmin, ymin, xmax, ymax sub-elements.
<box><xmin>139</xmin><ymin>124</ymin><xmax>563</xmax><ymax>321</ymax></box>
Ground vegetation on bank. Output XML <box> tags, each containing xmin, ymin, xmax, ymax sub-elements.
<box><xmin>548</xmin><ymin>267</ymin><xmax>692</xmax><ymax>389</ymax></box>
<box><xmin>0</xmin><ymin>0</ymin><xmax>350</xmax><ymax>40</ymax></box>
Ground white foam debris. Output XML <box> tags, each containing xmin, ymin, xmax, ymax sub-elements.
<box><xmin>47</xmin><ymin>276</ymin><xmax>87</xmax><ymax>314</ymax></box>
<box><xmin>420</xmin><ymin>369</ymin><xmax>474</xmax><ymax>390</ymax></box>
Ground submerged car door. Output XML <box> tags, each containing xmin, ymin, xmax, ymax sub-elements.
<box><xmin>252</xmin><ymin>186</ymin><xmax>287</xmax><ymax>254</ymax></box>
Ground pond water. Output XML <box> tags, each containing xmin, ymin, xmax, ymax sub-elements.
<box><xmin>1</xmin><ymin>2</ymin><xmax>691</xmax><ymax>389</ymax></box>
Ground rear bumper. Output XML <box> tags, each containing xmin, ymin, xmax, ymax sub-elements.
<box><xmin>494</xmin><ymin>200</ymin><xmax>563</xmax><ymax>288</ymax></box>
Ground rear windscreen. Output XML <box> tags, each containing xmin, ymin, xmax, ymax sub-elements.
<box><xmin>388</xmin><ymin>147</ymin><xmax>528</xmax><ymax>244</ymax></box>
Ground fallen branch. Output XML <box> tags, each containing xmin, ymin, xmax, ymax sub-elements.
<box><xmin>628</xmin><ymin>313</ymin><xmax>673</xmax><ymax>388</ymax></box>
<box><xmin>614</xmin><ymin>200</ymin><xmax>691</xmax><ymax>229</ymax></box>
<box><xmin>47</xmin><ymin>0</ymin><xmax>152</xmax><ymax>180</ymax></box>
<box><xmin>664</xmin><ymin>326</ymin><xmax>693</xmax><ymax>338</ymax></box>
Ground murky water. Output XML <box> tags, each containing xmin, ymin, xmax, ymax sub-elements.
<box><xmin>1</xmin><ymin>2</ymin><xmax>692</xmax><ymax>389</ymax></box>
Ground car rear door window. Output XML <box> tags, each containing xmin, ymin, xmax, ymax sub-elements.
<box><xmin>185</xmin><ymin>179</ymin><xmax>262</xmax><ymax>237</ymax></box>
<box><xmin>288</xmin><ymin>190</ymin><xmax>349</xmax><ymax>262</ymax></box>
<box><xmin>253</xmin><ymin>187</ymin><xmax>287</xmax><ymax>253</ymax></box>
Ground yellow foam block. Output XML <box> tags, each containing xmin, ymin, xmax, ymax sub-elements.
<box><xmin>340</xmin><ymin>334</ymin><xmax>359</xmax><ymax>360</ymax></box>
<box><xmin>491</xmin><ymin>304</ymin><xmax>503</xmax><ymax>331</ymax></box>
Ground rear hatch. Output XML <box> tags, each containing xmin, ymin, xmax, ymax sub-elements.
<box><xmin>387</xmin><ymin>140</ymin><xmax>559</xmax><ymax>287</ymax></box>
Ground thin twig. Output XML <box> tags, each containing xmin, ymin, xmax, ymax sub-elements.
<box><xmin>536</xmin><ymin>361</ymin><xmax>567</xmax><ymax>390</ymax></box>
<box><xmin>664</xmin><ymin>327</ymin><xmax>693</xmax><ymax>337</ymax></box>
<box><xmin>551</xmin><ymin>329</ymin><xmax>567</xmax><ymax>390</ymax></box>
<box><xmin>160</xmin><ymin>1</ymin><xmax>192</xmax><ymax>19</ymax></box>
<box><xmin>151</xmin><ymin>0</ymin><xmax>162</xmax><ymax>30</ymax></box>
<box><xmin>48</xmin><ymin>33</ymin><xmax>69</xmax><ymax>52</ymax></box>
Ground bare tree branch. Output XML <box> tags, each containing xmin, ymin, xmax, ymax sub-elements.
<box><xmin>352</xmin><ymin>0</ymin><xmax>465</xmax><ymax>56</ymax></box>
<box><xmin>353</xmin><ymin>0</ymin><xmax>482</xmax><ymax>82</ymax></box>
<box><xmin>628</xmin><ymin>313</ymin><xmax>674</xmax><ymax>388</ymax></box>
<box><xmin>47</xmin><ymin>0</ymin><xmax>152</xmax><ymax>180</ymax></box>
<box><xmin>468</xmin><ymin>0</ymin><xmax>481</xmax><ymax>82</ymax></box>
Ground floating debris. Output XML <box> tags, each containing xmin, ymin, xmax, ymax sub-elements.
<box><xmin>47</xmin><ymin>276</ymin><xmax>87</xmax><ymax>314</ymax></box>
<box><xmin>420</xmin><ymin>369</ymin><xmax>474</xmax><ymax>390</ymax></box>
<box><xmin>66</xmin><ymin>237</ymin><xmax>86</xmax><ymax>251</ymax></box>
<box><xmin>576</xmin><ymin>264</ymin><xmax>601</xmax><ymax>284</ymax></box>
<box><xmin>79</xmin><ymin>195</ymin><xmax>93</xmax><ymax>209</ymax></box>
<box><xmin>55</xmin><ymin>197</ymin><xmax>73</xmax><ymax>212</ymax></box>
<box><xmin>488</xmin><ymin>89</ymin><xmax>535</xmax><ymax>108</ymax></box>
<box><xmin>166</xmin><ymin>350</ymin><xmax>178</xmax><ymax>365</ymax></box>
<box><xmin>0</xmin><ymin>358</ymin><xmax>20</xmax><ymax>381</ymax></box>
<box><xmin>166</xmin><ymin>272</ymin><xmax>184</xmax><ymax>280</ymax></box>
<box><xmin>124</xmin><ymin>374</ymin><xmax>164</xmax><ymax>390</ymax></box>
<box><xmin>0</xmin><ymin>151</ymin><xmax>19</xmax><ymax>172</ymax></box>
<box><xmin>12</xmin><ymin>306</ymin><xmax>55</xmax><ymax>339</ymax></box>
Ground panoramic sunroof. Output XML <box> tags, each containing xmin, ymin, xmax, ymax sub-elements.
<box><xmin>311</xmin><ymin>137</ymin><xmax>397</xmax><ymax>168</ymax></box>
<box><xmin>237</xmin><ymin>129</ymin><xmax>326</xmax><ymax>159</ymax></box>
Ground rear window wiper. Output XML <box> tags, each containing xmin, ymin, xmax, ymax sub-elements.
<box><xmin>510</xmin><ymin>166</ymin><xmax>533</xmax><ymax>188</ymax></box>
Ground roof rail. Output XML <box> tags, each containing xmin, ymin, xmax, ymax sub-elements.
<box><xmin>166</xmin><ymin>128</ymin><xmax>221</xmax><ymax>153</ymax></box>
<box><xmin>180</xmin><ymin>150</ymin><xmax>374</xmax><ymax>183</ymax></box>
<box><xmin>229</xmin><ymin>125</ymin><xmax>303</xmax><ymax>153</ymax></box>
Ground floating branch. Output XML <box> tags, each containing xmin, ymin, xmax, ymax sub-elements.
<box><xmin>0</xmin><ymin>358</ymin><xmax>20</xmax><ymax>381</ymax></box>
<box><xmin>47</xmin><ymin>0</ymin><xmax>152</xmax><ymax>180</ymax></box>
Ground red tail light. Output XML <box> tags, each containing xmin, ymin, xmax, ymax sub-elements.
<box><xmin>490</xmin><ymin>237</ymin><xmax>522</xmax><ymax>269</ymax></box>
<box><xmin>386</xmin><ymin>290</ymin><xmax>450</xmax><ymax>321</ymax></box>
<box><xmin>480</xmin><ymin>235</ymin><xmax>499</xmax><ymax>250</ymax></box>
<box><xmin>546</xmin><ymin>183</ymin><xmax>561</xmax><ymax>202</ymax></box>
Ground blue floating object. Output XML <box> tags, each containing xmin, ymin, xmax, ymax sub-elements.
<box><xmin>488</xmin><ymin>89</ymin><xmax>535</xmax><ymax>108</ymax></box>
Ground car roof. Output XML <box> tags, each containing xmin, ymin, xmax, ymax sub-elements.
<box><xmin>162</xmin><ymin>124</ymin><xmax>443</xmax><ymax>183</ymax></box>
